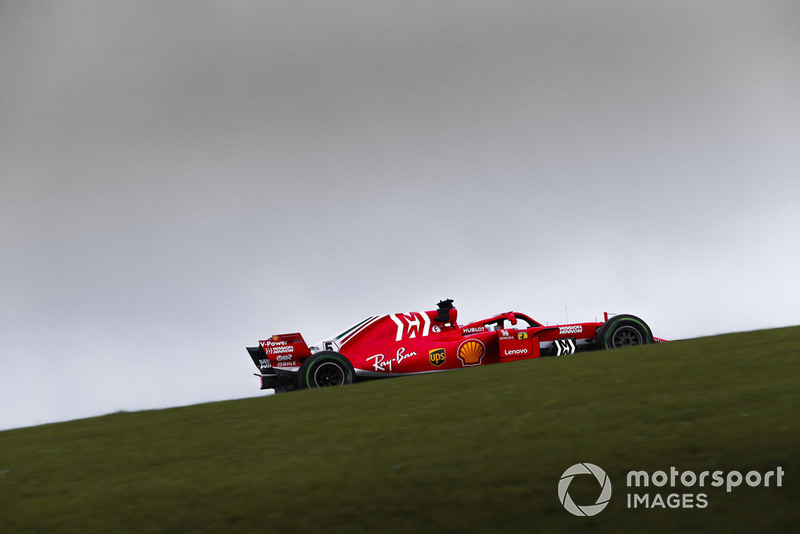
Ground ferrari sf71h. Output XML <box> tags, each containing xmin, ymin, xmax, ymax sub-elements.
<box><xmin>247</xmin><ymin>299</ymin><xmax>664</xmax><ymax>392</ymax></box>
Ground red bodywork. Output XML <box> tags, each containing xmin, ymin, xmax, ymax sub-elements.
<box><xmin>247</xmin><ymin>301</ymin><xmax>663</xmax><ymax>390</ymax></box>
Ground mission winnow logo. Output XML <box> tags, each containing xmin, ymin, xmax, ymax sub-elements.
<box><xmin>558</xmin><ymin>463</ymin><xmax>785</xmax><ymax>516</ymax></box>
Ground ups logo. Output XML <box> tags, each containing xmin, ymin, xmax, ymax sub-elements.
<box><xmin>429</xmin><ymin>348</ymin><xmax>446</xmax><ymax>367</ymax></box>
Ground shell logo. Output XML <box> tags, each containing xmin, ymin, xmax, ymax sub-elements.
<box><xmin>458</xmin><ymin>339</ymin><xmax>485</xmax><ymax>367</ymax></box>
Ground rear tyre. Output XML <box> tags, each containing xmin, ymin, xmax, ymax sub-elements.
<box><xmin>296</xmin><ymin>351</ymin><xmax>355</xmax><ymax>389</ymax></box>
<box><xmin>596</xmin><ymin>314</ymin><xmax>653</xmax><ymax>350</ymax></box>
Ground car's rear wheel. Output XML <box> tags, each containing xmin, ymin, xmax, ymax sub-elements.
<box><xmin>596</xmin><ymin>314</ymin><xmax>653</xmax><ymax>350</ymax></box>
<box><xmin>297</xmin><ymin>351</ymin><xmax>355</xmax><ymax>389</ymax></box>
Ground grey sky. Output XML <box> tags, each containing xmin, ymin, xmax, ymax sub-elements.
<box><xmin>2</xmin><ymin>1</ymin><xmax>799</xmax><ymax>429</ymax></box>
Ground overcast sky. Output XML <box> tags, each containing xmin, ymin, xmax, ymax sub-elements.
<box><xmin>2</xmin><ymin>1</ymin><xmax>799</xmax><ymax>430</ymax></box>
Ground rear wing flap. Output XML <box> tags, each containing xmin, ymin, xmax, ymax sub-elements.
<box><xmin>247</xmin><ymin>332</ymin><xmax>312</xmax><ymax>372</ymax></box>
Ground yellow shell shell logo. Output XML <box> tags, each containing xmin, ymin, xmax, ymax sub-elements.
<box><xmin>458</xmin><ymin>339</ymin><xmax>485</xmax><ymax>367</ymax></box>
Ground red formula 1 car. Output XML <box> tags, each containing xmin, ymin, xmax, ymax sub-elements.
<box><xmin>247</xmin><ymin>300</ymin><xmax>664</xmax><ymax>392</ymax></box>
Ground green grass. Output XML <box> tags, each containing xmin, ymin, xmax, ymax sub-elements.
<box><xmin>1</xmin><ymin>327</ymin><xmax>798</xmax><ymax>533</ymax></box>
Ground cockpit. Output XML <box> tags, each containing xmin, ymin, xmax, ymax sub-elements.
<box><xmin>462</xmin><ymin>311</ymin><xmax>542</xmax><ymax>332</ymax></box>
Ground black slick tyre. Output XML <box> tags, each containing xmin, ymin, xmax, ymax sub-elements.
<box><xmin>596</xmin><ymin>314</ymin><xmax>653</xmax><ymax>350</ymax></box>
<box><xmin>296</xmin><ymin>351</ymin><xmax>355</xmax><ymax>389</ymax></box>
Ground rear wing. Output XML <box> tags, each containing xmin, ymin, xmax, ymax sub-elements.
<box><xmin>247</xmin><ymin>332</ymin><xmax>312</xmax><ymax>371</ymax></box>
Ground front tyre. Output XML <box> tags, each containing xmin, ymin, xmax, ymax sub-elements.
<box><xmin>296</xmin><ymin>352</ymin><xmax>355</xmax><ymax>389</ymax></box>
<box><xmin>596</xmin><ymin>314</ymin><xmax>653</xmax><ymax>350</ymax></box>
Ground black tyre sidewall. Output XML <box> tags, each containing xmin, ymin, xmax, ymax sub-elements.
<box><xmin>597</xmin><ymin>314</ymin><xmax>653</xmax><ymax>350</ymax></box>
<box><xmin>297</xmin><ymin>352</ymin><xmax>355</xmax><ymax>389</ymax></box>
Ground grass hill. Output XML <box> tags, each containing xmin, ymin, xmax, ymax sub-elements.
<box><xmin>1</xmin><ymin>327</ymin><xmax>798</xmax><ymax>533</ymax></box>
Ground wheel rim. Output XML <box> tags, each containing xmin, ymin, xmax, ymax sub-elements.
<box><xmin>611</xmin><ymin>326</ymin><xmax>643</xmax><ymax>348</ymax></box>
<box><xmin>313</xmin><ymin>362</ymin><xmax>346</xmax><ymax>386</ymax></box>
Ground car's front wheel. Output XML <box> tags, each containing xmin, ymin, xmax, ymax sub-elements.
<box><xmin>596</xmin><ymin>314</ymin><xmax>653</xmax><ymax>350</ymax></box>
<box><xmin>296</xmin><ymin>351</ymin><xmax>355</xmax><ymax>389</ymax></box>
